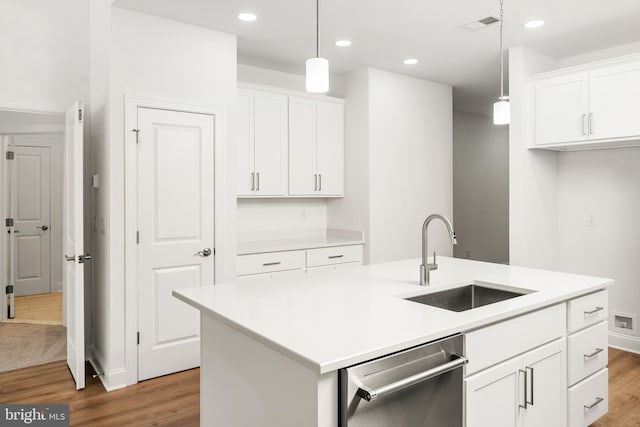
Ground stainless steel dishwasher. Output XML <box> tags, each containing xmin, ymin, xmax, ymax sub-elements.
<box><xmin>339</xmin><ymin>334</ymin><xmax>466</xmax><ymax>427</ymax></box>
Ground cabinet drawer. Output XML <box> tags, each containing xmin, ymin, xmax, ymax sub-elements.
<box><xmin>237</xmin><ymin>250</ymin><xmax>305</xmax><ymax>276</ymax></box>
<box><xmin>568</xmin><ymin>322</ymin><xmax>608</xmax><ymax>386</ymax></box>
<box><xmin>568</xmin><ymin>290</ymin><xmax>608</xmax><ymax>333</ymax></box>
<box><xmin>465</xmin><ymin>303</ymin><xmax>566</xmax><ymax>375</ymax></box>
<box><xmin>568</xmin><ymin>368</ymin><xmax>608</xmax><ymax>427</ymax></box>
<box><xmin>306</xmin><ymin>245</ymin><xmax>362</xmax><ymax>267</ymax></box>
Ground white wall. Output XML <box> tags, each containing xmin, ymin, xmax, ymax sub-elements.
<box><xmin>236</xmin><ymin>64</ymin><xmax>329</xmax><ymax>238</ymax></box>
<box><xmin>509</xmin><ymin>47</ymin><xmax>559</xmax><ymax>269</ymax></box>
<box><xmin>89</xmin><ymin>6</ymin><xmax>238</xmax><ymax>389</ymax></box>
<box><xmin>329</xmin><ymin>68</ymin><xmax>453</xmax><ymax>264</ymax></box>
<box><xmin>453</xmin><ymin>111</ymin><xmax>509</xmax><ymax>264</ymax></box>
<box><xmin>0</xmin><ymin>0</ymin><xmax>90</xmax><ymax>112</ymax></box>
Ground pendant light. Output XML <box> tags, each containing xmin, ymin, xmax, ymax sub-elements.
<box><xmin>493</xmin><ymin>0</ymin><xmax>510</xmax><ymax>125</ymax></box>
<box><xmin>306</xmin><ymin>0</ymin><xmax>329</xmax><ymax>93</ymax></box>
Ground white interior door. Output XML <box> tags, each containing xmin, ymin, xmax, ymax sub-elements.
<box><xmin>11</xmin><ymin>145</ymin><xmax>51</xmax><ymax>296</ymax></box>
<box><xmin>63</xmin><ymin>101</ymin><xmax>85</xmax><ymax>390</ymax></box>
<box><xmin>137</xmin><ymin>107</ymin><xmax>214</xmax><ymax>381</ymax></box>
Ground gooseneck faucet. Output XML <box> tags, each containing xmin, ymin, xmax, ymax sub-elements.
<box><xmin>420</xmin><ymin>214</ymin><xmax>457</xmax><ymax>286</ymax></box>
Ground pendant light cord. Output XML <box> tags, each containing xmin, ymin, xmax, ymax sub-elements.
<box><xmin>499</xmin><ymin>0</ymin><xmax>504</xmax><ymax>101</ymax></box>
<box><xmin>316</xmin><ymin>0</ymin><xmax>320</xmax><ymax>58</ymax></box>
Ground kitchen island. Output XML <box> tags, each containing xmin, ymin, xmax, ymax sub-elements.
<box><xmin>174</xmin><ymin>256</ymin><xmax>612</xmax><ymax>427</ymax></box>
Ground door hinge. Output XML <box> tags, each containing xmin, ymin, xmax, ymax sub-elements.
<box><xmin>137</xmin><ymin>332</ymin><xmax>140</xmax><ymax>345</ymax></box>
<box><xmin>5</xmin><ymin>151</ymin><xmax>14</xmax><ymax>160</ymax></box>
<box><xmin>78</xmin><ymin>109</ymin><xmax>83</xmax><ymax>122</ymax></box>
<box><xmin>132</xmin><ymin>129</ymin><xmax>140</xmax><ymax>144</ymax></box>
<box><xmin>5</xmin><ymin>218</ymin><xmax>13</xmax><ymax>227</ymax></box>
<box><xmin>5</xmin><ymin>285</ymin><xmax>13</xmax><ymax>295</ymax></box>
<box><xmin>136</xmin><ymin>231</ymin><xmax>140</xmax><ymax>244</ymax></box>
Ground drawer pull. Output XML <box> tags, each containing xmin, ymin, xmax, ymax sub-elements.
<box><xmin>584</xmin><ymin>397</ymin><xmax>604</xmax><ymax>410</ymax></box>
<box><xmin>328</xmin><ymin>255</ymin><xmax>344</xmax><ymax>259</ymax></box>
<box><xmin>584</xmin><ymin>306</ymin><xmax>604</xmax><ymax>316</ymax></box>
<box><xmin>584</xmin><ymin>348</ymin><xmax>604</xmax><ymax>359</ymax></box>
<box><xmin>263</xmin><ymin>262</ymin><xmax>282</xmax><ymax>267</ymax></box>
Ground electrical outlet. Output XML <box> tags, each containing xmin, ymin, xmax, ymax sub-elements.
<box><xmin>586</xmin><ymin>214</ymin><xmax>596</xmax><ymax>227</ymax></box>
<box><xmin>612</xmin><ymin>311</ymin><xmax>638</xmax><ymax>335</ymax></box>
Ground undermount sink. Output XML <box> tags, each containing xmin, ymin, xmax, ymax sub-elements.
<box><xmin>405</xmin><ymin>282</ymin><xmax>534</xmax><ymax>312</ymax></box>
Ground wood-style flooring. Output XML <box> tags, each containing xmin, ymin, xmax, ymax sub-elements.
<box><xmin>0</xmin><ymin>348</ymin><xmax>637</xmax><ymax>426</ymax></box>
<box><xmin>3</xmin><ymin>292</ymin><xmax>63</xmax><ymax>325</ymax></box>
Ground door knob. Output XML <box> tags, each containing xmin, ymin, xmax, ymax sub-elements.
<box><xmin>37</xmin><ymin>225</ymin><xmax>49</xmax><ymax>231</ymax></box>
<box><xmin>78</xmin><ymin>254</ymin><xmax>93</xmax><ymax>263</ymax></box>
<box><xmin>196</xmin><ymin>248</ymin><xmax>212</xmax><ymax>257</ymax></box>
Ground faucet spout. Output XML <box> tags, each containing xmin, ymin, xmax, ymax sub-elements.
<box><xmin>420</xmin><ymin>214</ymin><xmax>457</xmax><ymax>286</ymax></box>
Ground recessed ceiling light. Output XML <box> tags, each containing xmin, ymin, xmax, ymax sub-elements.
<box><xmin>335</xmin><ymin>40</ymin><xmax>352</xmax><ymax>47</ymax></box>
<box><xmin>238</xmin><ymin>12</ymin><xmax>257</xmax><ymax>22</ymax></box>
<box><xmin>403</xmin><ymin>58</ymin><xmax>419</xmax><ymax>65</ymax></box>
<box><xmin>524</xmin><ymin>19</ymin><xmax>544</xmax><ymax>29</ymax></box>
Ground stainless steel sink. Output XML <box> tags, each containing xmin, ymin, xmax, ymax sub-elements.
<box><xmin>405</xmin><ymin>282</ymin><xmax>534</xmax><ymax>312</ymax></box>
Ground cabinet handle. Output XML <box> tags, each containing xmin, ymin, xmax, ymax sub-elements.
<box><xmin>526</xmin><ymin>366</ymin><xmax>534</xmax><ymax>406</ymax></box>
<box><xmin>584</xmin><ymin>397</ymin><xmax>604</xmax><ymax>410</ymax></box>
<box><xmin>328</xmin><ymin>255</ymin><xmax>344</xmax><ymax>259</ymax></box>
<box><xmin>256</xmin><ymin>172</ymin><xmax>260</xmax><ymax>191</ymax></box>
<box><xmin>584</xmin><ymin>306</ymin><xmax>604</xmax><ymax>315</ymax></box>
<box><xmin>263</xmin><ymin>261</ymin><xmax>281</xmax><ymax>266</ymax></box>
<box><xmin>588</xmin><ymin>113</ymin><xmax>594</xmax><ymax>135</ymax></box>
<box><xmin>581</xmin><ymin>114</ymin><xmax>586</xmax><ymax>135</ymax></box>
<box><xmin>314</xmin><ymin>174</ymin><xmax>318</xmax><ymax>191</ymax></box>
<box><xmin>319</xmin><ymin>174</ymin><xmax>322</xmax><ymax>191</ymax></box>
<box><xmin>584</xmin><ymin>348</ymin><xmax>604</xmax><ymax>359</ymax></box>
<box><xmin>518</xmin><ymin>369</ymin><xmax>528</xmax><ymax>409</ymax></box>
<box><xmin>251</xmin><ymin>172</ymin><xmax>255</xmax><ymax>191</ymax></box>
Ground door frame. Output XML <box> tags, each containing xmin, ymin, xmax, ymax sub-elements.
<box><xmin>0</xmin><ymin>122</ymin><xmax>65</xmax><ymax>321</ymax></box>
<box><xmin>123</xmin><ymin>94</ymin><xmax>227</xmax><ymax>385</ymax></box>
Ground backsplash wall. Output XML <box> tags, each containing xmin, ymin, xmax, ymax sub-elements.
<box><xmin>237</xmin><ymin>198</ymin><xmax>328</xmax><ymax>237</ymax></box>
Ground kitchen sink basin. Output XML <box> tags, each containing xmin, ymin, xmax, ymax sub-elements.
<box><xmin>405</xmin><ymin>282</ymin><xmax>534</xmax><ymax>312</ymax></box>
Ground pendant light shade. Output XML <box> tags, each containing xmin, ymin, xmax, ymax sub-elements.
<box><xmin>493</xmin><ymin>0</ymin><xmax>510</xmax><ymax>125</ymax></box>
<box><xmin>306</xmin><ymin>0</ymin><xmax>329</xmax><ymax>93</ymax></box>
<box><xmin>493</xmin><ymin>99</ymin><xmax>510</xmax><ymax>125</ymax></box>
<box><xmin>306</xmin><ymin>57</ymin><xmax>329</xmax><ymax>93</ymax></box>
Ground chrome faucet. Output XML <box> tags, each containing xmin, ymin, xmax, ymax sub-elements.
<box><xmin>420</xmin><ymin>214</ymin><xmax>457</xmax><ymax>286</ymax></box>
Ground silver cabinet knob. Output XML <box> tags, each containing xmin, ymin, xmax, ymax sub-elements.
<box><xmin>196</xmin><ymin>248</ymin><xmax>212</xmax><ymax>257</ymax></box>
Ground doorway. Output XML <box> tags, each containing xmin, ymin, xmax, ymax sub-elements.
<box><xmin>0</xmin><ymin>110</ymin><xmax>66</xmax><ymax>372</ymax></box>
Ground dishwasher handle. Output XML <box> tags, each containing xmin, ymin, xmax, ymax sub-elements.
<box><xmin>356</xmin><ymin>354</ymin><xmax>468</xmax><ymax>402</ymax></box>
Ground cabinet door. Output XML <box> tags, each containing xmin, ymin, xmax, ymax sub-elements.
<box><xmin>237</xmin><ymin>89</ymin><xmax>255</xmax><ymax>196</ymax></box>
<box><xmin>521</xmin><ymin>339</ymin><xmax>567</xmax><ymax>427</ymax></box>
<box><xmin>589</xmin><ymin>61</ymin><xmax>640</xmax><ymax>140</ymax></box>
<box><xmin>465</xmin><ymin>357</ymin><xmax>523</xmax><ymax>427</ymax></box>
<box><xmin>535</xmin><ymin>73</ymin><xmax>589</xmax><ymax>145</ymax></box>
<box><xmin>289</xmin><ymin>97</ymin><xmax>317</xmax><ymax>195</ymax></box>
<box><xmin>254</xmin><ymin>91</ymin><xmax>288</xmax><ymax>196</ymax></box>
<box><xmin>316</xmin><ymin>101</ymin><xmax>344</xmax><ymax>196</ymax></box>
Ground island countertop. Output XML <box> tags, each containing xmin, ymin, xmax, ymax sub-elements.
<box><xmin>173</xmin><ymin>256</ymin><xmax>613</xmax><ymax>374</ymax></box>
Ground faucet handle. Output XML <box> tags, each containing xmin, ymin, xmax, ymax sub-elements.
<box><xmin>428</xmin><ymin>251</ymin><xmax>438</xmax><ymax>270</ymax></box>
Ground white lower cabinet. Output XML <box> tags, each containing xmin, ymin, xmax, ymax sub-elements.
<box><xmin>466</xmin><ymin>339</ymin><xmax>566</xmax><ymax>427</ymax></box>
<box><xmin>568</xmin><ymin>368</ymin><xmax>608</xmax><ymax>427</ymax></box>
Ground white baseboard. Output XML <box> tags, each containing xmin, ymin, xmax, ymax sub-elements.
<box><xmin>88</xmin><ymin>345</ymin><xmax>128</xmax><ymax>392</ymax></box>
<box><xmin>609</xmin><ymin>331</ymin><xmax>640</xmax><ymax>354</ymax></box>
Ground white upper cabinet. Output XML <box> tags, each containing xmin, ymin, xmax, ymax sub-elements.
<box><xmin>236</xmin><ymin>88</ymin><xmax>288</xmax><ymax>197</ymax></box>
<box><xmin>533</xmin><ymin>56</ymin><xmax>640</xmax><ymax>149</ymax></box>
<box><xmin>289</xmin><ymin>97</ymin><xmax>345</xmax><ymax>197</ymax></box>
<box><xmin>535</xmin><ymin>73</ymin><xmax>589</xmax><ymax>145</ymax></box>
<box><xmin>589</xmin><ymin>61</ymin><xmax>640</xmax><ymax>140</ymax></box>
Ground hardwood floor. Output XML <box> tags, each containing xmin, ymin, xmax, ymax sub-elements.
<box><xmin>2</xmin><ymin>292</ymin><xmax>63</xmax><ymax>325</ymax></box>
<box><xmin>0</xmin><ymin>347</ymin><xmax>637</xmax><ymax>426</ymax></box>
<box><xmin>592</xmin><ymin>348</ymin><xmax>640</xmax><ymax>427</ymax></box>
<box><xmin>0</xmin><ymin>362</ymin><xmax>199</xmax><ymax>426</ymax></box>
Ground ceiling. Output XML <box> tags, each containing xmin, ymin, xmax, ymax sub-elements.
<box><xmin>113</xmin><ymin>0</ymin><xmax>640</xmax><ymax>116</ymax></box>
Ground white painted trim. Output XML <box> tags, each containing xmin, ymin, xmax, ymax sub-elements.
<box><xmin>238</xmin><ymin>82</ymin><xmax>345</xmax><ymax>104</ymax></box>
<box><xmin>0</xmin><ymin>124</ymin><xmax>65</xmax><ymax>134</ymax></box>
<box><xmin>0</xmin><ymin>137</ymin><xmax>7</xmax><ymax>321</ymax></box>
<box><xmin>124</xmin><ymin>94</ymin><xmax>227</xmax><ymax>386</ymax></box>
<box><xmin>89</xmin><ymin>344</ymin><xmax>128</xmax><ymax>392</ymax></box>
<box><xmin>528</xmin><ymin>52</ymin><xmax>640</xmax><ymax>81</ymax></box>
<box><xmin>609</xmin><ymin>332</ymin><xmax>640</xmax><ymax>355</ymax></box>
<box><xmin>0</xmin><ymin>104</ymin><xmax>66</xmax><ymax>116</ymax></box>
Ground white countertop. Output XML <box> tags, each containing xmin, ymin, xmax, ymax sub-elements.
<box><xmin>174</xmin><ymin>257</ymin><xmax>613</xmax><ymax>374</ymax></box>
<box><xmin>237</xmin><ymin>229</ymin><xmax>364</xmax><ymax>255</ymax></box>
